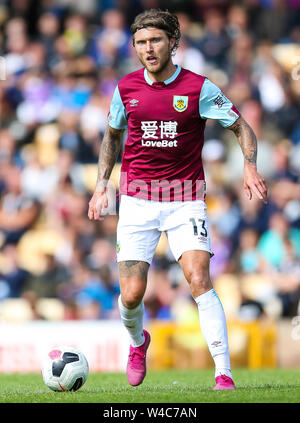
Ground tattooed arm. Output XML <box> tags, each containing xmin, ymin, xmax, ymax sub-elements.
<box><xmin>228</xmin><ymin>116</ymin><xmax>268</xmax><ymax>204</ymax></box>
<box><xmin>88</xmin><ymin>125</ymin><xmax>123</xmax><ymax>220</ymax></box>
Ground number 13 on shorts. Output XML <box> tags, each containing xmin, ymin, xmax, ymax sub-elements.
<box><xmin>189</xmin><ymin>217</ymin><xmax>208</xmax><ymax>238</ymax></box>
<box><xmin>167</xmin><ymin>214</ymin><xmax>213</xmax><ymax>260</ymax></box>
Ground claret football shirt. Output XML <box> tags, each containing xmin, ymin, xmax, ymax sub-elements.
<box><xmin>108</xmin><ymin>65</ymin><xmax>240</xmax><ymax>201</ymax></box>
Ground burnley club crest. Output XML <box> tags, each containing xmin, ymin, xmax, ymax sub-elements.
<box><xmin>173</xmin><ymin>95</ymin><xmax>188</xmax><ymax>112</ymax></box>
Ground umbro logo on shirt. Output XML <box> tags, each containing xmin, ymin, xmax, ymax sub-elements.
<box><xmin>129</xmin><ymin>99</ymin><xmax>139</xmax><ymax>107</ymax></box>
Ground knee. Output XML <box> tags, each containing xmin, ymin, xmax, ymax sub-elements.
<box><xmin>121</xmin><ymin>290</ymin><xmax>143</xmax><ymax>310</ymax></box>
<box><xmin>186</xmin><ymin>267</ymin><xmax>212</xmax><ymax>296</ymax></box>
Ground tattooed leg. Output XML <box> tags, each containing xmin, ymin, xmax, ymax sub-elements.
<box><xmin>118</xmin><ymin>261</ymin><xmax>149</xmax><ymax>309</ymax></box>
<box><xmin>118</xmin><ymin>261</ymin><xmax>149</xmax><ymax>349</ymax></box>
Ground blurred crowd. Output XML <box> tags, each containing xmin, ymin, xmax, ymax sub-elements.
<box><xmin>0</xmin><ymin>0</ymin><xmax>299</xmax><ymax>324</ymax></box>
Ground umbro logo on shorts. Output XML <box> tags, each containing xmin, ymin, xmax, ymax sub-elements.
<box><xmin>211</xmin><ymin>341</ymin><xmax>222</xmax><ymax>348</ymax></box>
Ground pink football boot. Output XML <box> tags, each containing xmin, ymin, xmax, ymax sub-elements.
<box><xmin>213</xmin><ymin>375</ymin><xmax>235</xmax><ymax>390</ymax></box>
<box><xmin>126</xmin><ymin>329</ymin><xmax>151</xmax><ymax>386</ymax></box>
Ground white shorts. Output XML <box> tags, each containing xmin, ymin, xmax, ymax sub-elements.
<box><xmin>116</xmin><ymin>195</ymin><xmax>213</xmax><ymax>264</ymax></box>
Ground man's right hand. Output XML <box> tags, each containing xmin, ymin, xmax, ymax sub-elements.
<box><xmin>88</xmin><ymin>186</ymin><xmax>108</xmax><ymax>221</ymax></box>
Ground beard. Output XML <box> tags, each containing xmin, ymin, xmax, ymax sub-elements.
<box><xmin>140</xmin><ymin>48</ymin><xmax>172</xmax><ymax>75</ymax></box>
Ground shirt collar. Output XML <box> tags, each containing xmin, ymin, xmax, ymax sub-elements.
<box><xmin>144</xmin><ymin>65</ymin><xmax>181</xmax><ymax>86</ymax></box>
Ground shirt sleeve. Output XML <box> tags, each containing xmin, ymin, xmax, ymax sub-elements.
<box><xmin>108</xmin><ymin>85</ymin><xmax>128</xmax><ymax>130</ymax></box>
<box><xmin>199</xmin><ymin>78</ymin><xmax>240</xmax><ymax>128</ymax></box>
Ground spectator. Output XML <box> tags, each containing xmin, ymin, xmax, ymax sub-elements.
<box><xmin>271</xmin><ymin>238</ymin><xmax>300</xmax><ymax>316</ymax></box>
<box><xmin>237</xmin><ymin>228</ymin><xmax>265</xmax><ymax>274</ymax></box>
<box><xmin>198</xmin><ymin>8</ymin><xmax>231</xmax><ymax>69</ymax></box>
<box><xmin>0</xmin><ymin>243</ymin><xmax>30</xmax><ymax>298</ymax></box>
<box><xmin>75</xmin><ymin>264</ymin><xmax>120</xmax><ymax>319</ymax></box>
<box><xmin>88</xmin><ymin>9</ymin><xmax>130</xmax><ymax>67</ymax></box>
<box><xmin>22</xmin><ymin>253</ymin><xmax>70</xmax><ymax>298</ymax></box>
<box><xmin>258</xmin><ymin>212</ymin><xmax>300</xmax><ymax>269</ymax></box>
<box><xmin>209</xmin><ymin>224</ymin><xmax>232</xmax><ymax>279</ymax></box>
<box><xmin>0</xmin><ymin>165</ymin><xmax>40</xmax><ymax>245</ymax></box>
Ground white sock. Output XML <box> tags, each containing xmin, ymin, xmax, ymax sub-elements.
<box><xmin>118</xmin><ymin>295</ymin><xmax>145</xmax><ymax>347</ymax></box>
<box><xmin>194</xmin><ymin>289</ymin><xmax>232</xmax><ymax>379</ymax></box>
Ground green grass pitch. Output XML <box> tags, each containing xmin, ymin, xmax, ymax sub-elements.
<box><xmin>0</xmin><ymin>368</ymin><xmax>299</xmax><ymax>403</ymax></box>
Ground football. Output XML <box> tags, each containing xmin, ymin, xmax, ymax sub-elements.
<box><xmin>41</xmin><ymin>346</ymin><xmax>89</xmax><ymax>392</ymax></box>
